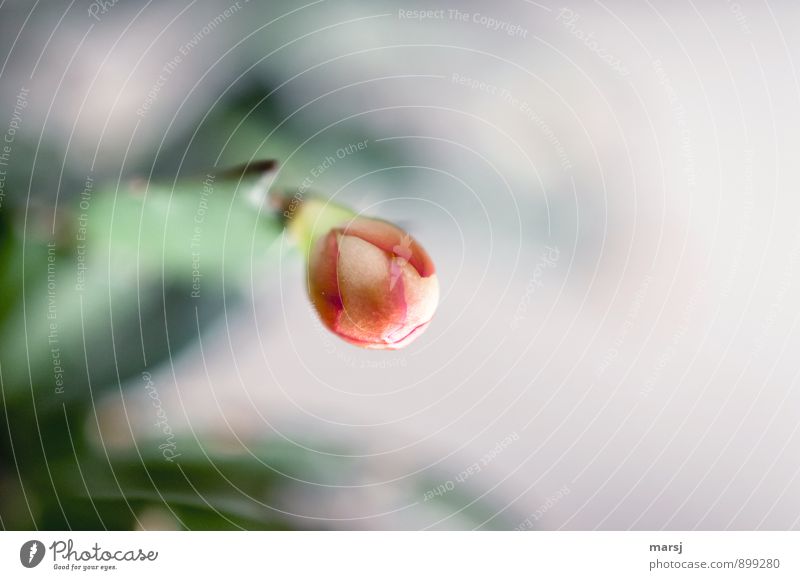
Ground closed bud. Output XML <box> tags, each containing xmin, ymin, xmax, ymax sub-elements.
<box><xmin>286</xmin><ymin>197</ymin><xmax>439</xmax><ymax>350</ymax></box>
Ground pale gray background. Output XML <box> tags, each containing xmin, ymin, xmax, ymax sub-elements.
<box><xmin>2</xmin><ymin>0</ymin><xmax>799</xmax><ymax>529</ymax></box>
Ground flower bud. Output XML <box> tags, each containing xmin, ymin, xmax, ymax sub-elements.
<box><xmin>289</xmin><ymin>198</ymin><xmax>438</xmax><ymax>349</ymax></box>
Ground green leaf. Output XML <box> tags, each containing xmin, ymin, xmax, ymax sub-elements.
<box><xmin>0</xmin><ymin>176</ymin><xmax>282</xmax><ymax>403</ymax></box>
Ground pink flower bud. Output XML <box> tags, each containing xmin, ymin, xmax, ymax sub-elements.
<box><xmin>307</xmin><ymin>217</ymin><xmax>439</xmax><ymax>349</ymax></box>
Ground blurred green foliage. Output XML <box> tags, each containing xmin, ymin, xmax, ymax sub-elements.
<box><xmin>0</xmin><ymin>172</ymin><xmax>305</xmax><ymax>530</ymax></box>
<box><xmin>0</xmin><ymin>79</ymin><xmax>512</xmax><ymax>531</ymax></box>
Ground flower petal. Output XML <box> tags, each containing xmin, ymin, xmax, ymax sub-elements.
<box><xmin>307</xmin><ymin>230</ymin><xmax>342</xmax><ymax>328</ymax></box>
<box><xmin>340</xmin><ymin>219</ymin><xmax>436</xmax><ymax>277</ymax></box>
<box><xmin>335</xmin><ymin>234</ymin><xmax>405</xmax><ymax>345</ymax></box>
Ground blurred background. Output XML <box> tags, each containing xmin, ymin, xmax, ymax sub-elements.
<box><xmin>1</xmin><ymin>0</ymin><xmax>800</xmax><ymax>530</ymax></box>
